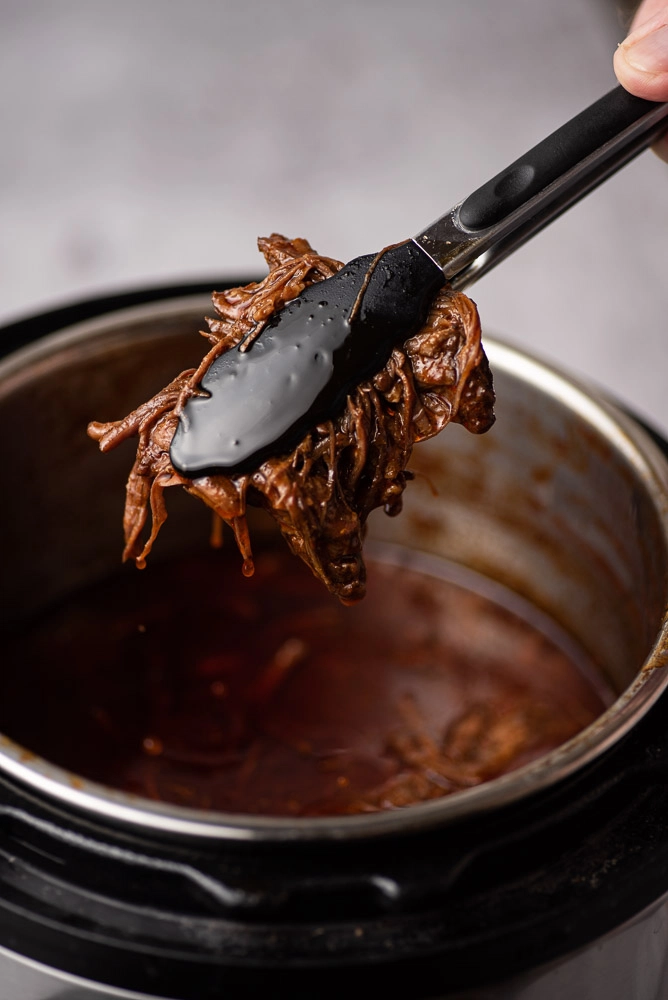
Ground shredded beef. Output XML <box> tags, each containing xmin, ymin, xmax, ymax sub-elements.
<box><xmin>88</xmin><ymin>234</ymin><xmax>495</xmax><ymax>602</ymax></box>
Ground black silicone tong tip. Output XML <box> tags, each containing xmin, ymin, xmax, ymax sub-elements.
<box><xmin>169</xmin><ymin>240</ymin><xmax>444</xmax><ymax>478</ymax></box>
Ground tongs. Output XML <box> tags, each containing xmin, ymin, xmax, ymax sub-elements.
<box><xmin>170</xmin><ymin>86</ymin><xmax>668</xmax><ymax>479</ymax></box>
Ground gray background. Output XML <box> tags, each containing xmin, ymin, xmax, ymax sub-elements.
<box><xmin>1</xmin><ymin>0</ymin><xmax>667</xmax><ymax>430</ymax></box>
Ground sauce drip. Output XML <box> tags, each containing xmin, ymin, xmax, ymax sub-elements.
<box><xmin>0</xmin><ymin>547</ymin><xmax>610</xmax><ymax>817</ymax></box>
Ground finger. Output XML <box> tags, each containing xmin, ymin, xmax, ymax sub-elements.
<box><xmin>614</xmin><ymin>10</ymin><xmax>668</xmax><ymax>100</ymax></box>
<box><xmin>615</xmin><ymin>5</ymin><xmax>668</xmax><ymax>161</ymax></box>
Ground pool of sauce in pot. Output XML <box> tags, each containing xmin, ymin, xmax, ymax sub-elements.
<box><xmin>0</xmin><ymin>547</ymin><xmax>612</xmax><ymax>816</ymax></box>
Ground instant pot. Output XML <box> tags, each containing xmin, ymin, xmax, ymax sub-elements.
<box><xmin>1</xmin><ymin>281</ymin><xmax>668</xmax><ymax>1000</ymax></box>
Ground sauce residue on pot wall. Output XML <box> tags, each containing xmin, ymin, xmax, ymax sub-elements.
<box><xmin>0</xmin><ymin>546</ymin><xmax>610</xmax><ymax>817</ymax></box>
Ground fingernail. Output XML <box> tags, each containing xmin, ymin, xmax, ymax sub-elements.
<box><xmin>622</xmin><ymin>22</ymin><xmax>668</xmax><ymax>74</ymax></box>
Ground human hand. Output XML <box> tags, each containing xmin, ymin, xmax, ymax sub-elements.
<box><xmin>614</xmin><ymin>0</ymin><xmax>668</xmax><ymax>161</ymax></box>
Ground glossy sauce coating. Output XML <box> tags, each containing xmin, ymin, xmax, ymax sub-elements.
<box><xmin>0</xmin><ymin>548</ymin><xmax>610</xmax><ymax>816</ymax></box>
<box><xmin>170</xmin><ymin>242</ymin><xmax>444</xmax><ymax>476</ymax></box>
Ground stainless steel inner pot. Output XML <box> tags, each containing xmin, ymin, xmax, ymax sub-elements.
<box><xmin>1</xmin><ymin>295</ymin><xmax>668</xmax><ymax>842</ymax></box>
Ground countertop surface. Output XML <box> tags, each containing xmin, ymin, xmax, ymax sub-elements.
<box><xmin>1</xmin><ymin>0</ymin><xmax>667</xmax><ymax>430</ymax></box>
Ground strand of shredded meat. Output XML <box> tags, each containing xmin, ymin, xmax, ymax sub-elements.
<box><xmin>88</xmin><ymin>234</ymin><xmax>495</xmax><ymax>603</ymax></box>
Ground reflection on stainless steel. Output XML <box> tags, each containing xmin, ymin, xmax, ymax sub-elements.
<box><xmin>447</xmin><ymin>888</ymin><xmax>668</xmax><ymax>999</ymax></box>
<box><xmin>0</xmin><ymin>297</ymin><xmax>667</xmax><ymax>843</ymax></box>
<box><xmin>0</xmin><ymin>942</ymin><xmax>162</xmax><ymax>998</ymax></box>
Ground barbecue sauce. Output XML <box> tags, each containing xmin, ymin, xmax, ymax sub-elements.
<box><xmin>0</xmin><ymin>546</ymin><xmax>610</xmax><ymax>817</ymax></box>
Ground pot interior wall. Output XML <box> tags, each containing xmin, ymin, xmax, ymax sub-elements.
<box><xmin>0</xmin><ymin>305</ymin><xmax>666</xmax><ymax>702</ymax></box>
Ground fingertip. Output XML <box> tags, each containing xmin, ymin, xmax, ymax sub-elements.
<box><xmin>613</xmin><ymin>49</ymin><xmax>668</xmax><ymax>158</ymax></box>
<box><xmin>614</xmin><ymin>57</ymin><xmax>668</xmax><ymax>102</ymax></box>
<box><xmin>614</xmin><ymin>29</ymin><xmax>668</xmax><ymax>102</ymax></box>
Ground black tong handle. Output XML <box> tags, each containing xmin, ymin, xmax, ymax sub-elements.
<box><xmin>460</xmin><ymin>87</ymin><xmax>668</xmax><ymax>231</ymax></box>
<box><xmin>415</xmin><ymin>86</ymin><xmax>668</xmax><ymax>287</ymax></box>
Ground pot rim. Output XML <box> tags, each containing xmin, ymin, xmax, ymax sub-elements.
<box><xmin>2</xmin><ymin>295</ymin><xmax>668</xmax><ymax>843</ymax></box>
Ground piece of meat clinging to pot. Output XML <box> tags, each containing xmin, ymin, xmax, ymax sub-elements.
<box><xmin>87</xmin><ymin>234</ymin><xmax>495</xmax><ymax>603</ymax></box>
